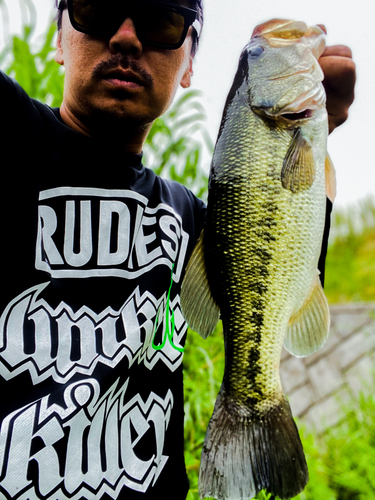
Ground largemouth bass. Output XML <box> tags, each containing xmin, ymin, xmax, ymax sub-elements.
<box><xmin>181</xmin><ymin>19</ymin><xmax>335</xmax><ymax>500</ymax></box>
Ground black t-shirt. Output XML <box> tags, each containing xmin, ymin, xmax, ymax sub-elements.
<box><xmin>0</xmin><ymin>71</ymin><xmax>206</xmax><ymax>500</ymax></box>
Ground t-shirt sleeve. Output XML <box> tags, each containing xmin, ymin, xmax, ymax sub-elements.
<box><xmin>193</xmin><ymin>193</ymin><xmax>207</xmax><ymax>240</ymax></box>
<box><xmin>1</xmin><ymin>70</ymin><xmax>26</xmax><ymax>111</ymax></box>
<box><xmin>0</xmin><ymin>70</ymin><xmax>41</xmax><ymax>137</ymax></box>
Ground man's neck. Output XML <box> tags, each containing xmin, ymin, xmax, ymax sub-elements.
<box><xmin>59</xmin><ymin>101</ymin><xmax>151</xmax><ymax>155</ymax></box>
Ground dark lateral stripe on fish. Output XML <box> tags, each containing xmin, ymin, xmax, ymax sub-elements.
<box><xmin>207</xmin><ymin>192</ymin><xmax>280</xmax><ymax>409</ymax></box>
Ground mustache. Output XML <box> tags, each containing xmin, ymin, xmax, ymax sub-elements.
<box><xmin>92</xmin><ymin>54</ymin><xmax>154</xmax><ymax>87</ymax></box>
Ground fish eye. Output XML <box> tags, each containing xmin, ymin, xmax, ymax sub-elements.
<box><xmin>248</xmin><ymin>45</ymin><xmax>264</xmax><ymax>58</ymax></box>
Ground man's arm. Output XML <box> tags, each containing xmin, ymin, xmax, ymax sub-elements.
<box><xmin>319</xmin><ymin>43</ymin><xmax>356</xmax><ymax>134</ymax></box>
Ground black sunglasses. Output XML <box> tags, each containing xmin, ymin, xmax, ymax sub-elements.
<box><xmin>58</xmin><ymin>0</ymin><xmax>201</xmax><ymax>50</ymax></box>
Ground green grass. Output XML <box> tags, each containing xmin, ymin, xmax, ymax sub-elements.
<box><xmin>325</xmin><ymin>195</ymin><xmax>375</xmax><ymax>303</ymax></box>
<box><xmin>323</xmin><ymin>392</ymin><xmax>375</xmax><ymax>499</ymax></box>
<box><xmin>184</xmin><ymin>323</ymin><xmax>225</xmax><ymax>499</ymax></box>
<box><xmin>184</xmin><ymin>344</ymin><xmax>375</xmax><ymax>500</ymax></box>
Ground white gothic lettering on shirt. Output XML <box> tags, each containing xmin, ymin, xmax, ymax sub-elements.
<box><xmin>0</xmin><ymin>281</ymin><xmax>187</xmax><ymax>384</ymax></box>
<box><xmin>0</xmin><ymin>378</ymin><xmax>173</xmax><ymax>499</ymax></box>
<box><xmin>35</xmin><ymin>188</ymin><xmax>189</xmax><ymax>281</ymax></box>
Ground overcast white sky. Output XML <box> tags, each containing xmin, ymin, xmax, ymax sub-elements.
<box><xmin>2</xmin><ymin>0</ymin><xmax>374</xmax><ymax>209</ymax></box>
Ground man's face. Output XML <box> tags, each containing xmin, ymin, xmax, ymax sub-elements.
<box><xmin>55</xmin><ymin>1</ymin><xmax>194</xmax><ymax>138</ymax></box>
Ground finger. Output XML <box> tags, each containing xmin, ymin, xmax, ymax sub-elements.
<box><xmin>326</xmin><ymin>94</ymin><xmax>350</xmax><ymax>133</ymax></box>
<box><xmin>320</xmin><ymin>44</ymin><xmax>353</xmax><ymax>59</ymax></box>
<box><xmin>320</xmin><ymin>55</ymin><xmax>356</xmax><ymax>99</ymax></box>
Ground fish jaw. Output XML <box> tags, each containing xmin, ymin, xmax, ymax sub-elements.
<box><xmin>253</xmin><ymin>82</ymin><xmax>327</xmax><ymax>127</ymax></box>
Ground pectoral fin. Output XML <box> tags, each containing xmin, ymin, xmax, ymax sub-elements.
<box><xmin>284</xmin><ymin>273</ymin><xmax>330</xmax><ymax>357</ymax></box>
<box><xmin>281</xmin><ymin>128</ymin><xmax>315</xmax><ymax>193</ymax></box>
<box><xmin>180</xmin><ymin>230</ymin><xmax>220</xmax><ymax>338</ymax></box>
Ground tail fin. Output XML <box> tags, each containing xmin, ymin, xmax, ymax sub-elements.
<box><xmin>199</xmin><ymin>389</ymin><xmax>308</xmax><ymax>500</ymax></box>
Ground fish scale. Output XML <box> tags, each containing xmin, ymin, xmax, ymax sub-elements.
<box><xmin>181</xmin><ymin>19</ymin><xmax>332</xmax><ymax>500</ymax></box>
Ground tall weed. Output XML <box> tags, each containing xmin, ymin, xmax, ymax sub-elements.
<box><xmin>1</xmin><ymin>0</ymin><xmax>65</xmax><ymax>106</ymax></box>
<box><xmin>325</xmin><ymin>195</ymin><xmax>375</xmax><ymax>303</ymax></box>
<box><xmin>184</xmin><ymin>324</ymin><xmax>225</xmax><ymax>499</ymax></box>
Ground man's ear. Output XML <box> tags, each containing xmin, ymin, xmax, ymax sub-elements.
<box><xmin>55</xmin><ymin>28</ymin><xmax>64</xmax><ymax>66</ymax></box>
<box><xmin>180</xmin><ymin>55</ymin><xmax>193</xmax><ymax>89</ymax></box>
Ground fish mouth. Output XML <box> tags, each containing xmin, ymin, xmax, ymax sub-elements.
<box><xmin>254</xmin><ymin>107</ymin><xmax>316</xmax><ymax>125</ymax></box>
<box><xmin>278</xmin><ymin>84</ymin><xmax>326</xmax><ymax>118</ymax></box>
<box><xmin>254</xmin><ymin>84</ymin><xmax>326</xmax><ymax>125</ymax></box>
<box><xmin>280</xmin><ymin>109</ymin><xmax>314</xmax><ymax>121</ymax></box>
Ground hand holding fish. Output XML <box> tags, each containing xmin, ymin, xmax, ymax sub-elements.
<box><xmin>317</xmin><ymin>26</ymin><xmax>356</xmax><ymax>133</ymax></box>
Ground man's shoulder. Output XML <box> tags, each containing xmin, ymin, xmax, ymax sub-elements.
<box><xmin>150</xmin><ymin>173</ymin><xmax>206</xmax><ymax>211</ymax></box>
<box><xmin>0</xmin><ymin>69</ymin><xmax>17</xmax><ymax>87</ymax></box>
<box><xmin>0</xmin><ymin>69</ymin><xmax>58</xmax><ymax>128</ymax></box>
<box><xmin>0</xmin><ymin>69</ymin><xmax>25</xmax><ymax>103</ymax></box>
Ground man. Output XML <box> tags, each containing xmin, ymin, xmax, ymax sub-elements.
<box><xmin>0</xmin><ymin>1</ymin><xmax>355</xmax><ymax>499</ymax></box>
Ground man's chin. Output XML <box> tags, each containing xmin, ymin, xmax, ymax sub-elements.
<box><xmin>85</xmin><ymin>104</ymin><xmax>155</xmax><ymax>139</ymax></box>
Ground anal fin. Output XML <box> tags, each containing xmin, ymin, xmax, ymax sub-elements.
<box><xmin>284</xmin><ymin>273</ymin><xmax>330</xmax><ymax>357</ymax></box>
<box><xmin>180</xmin><ymin>230</ymin><xmax>220</xmax><ymax>338</ymax></box>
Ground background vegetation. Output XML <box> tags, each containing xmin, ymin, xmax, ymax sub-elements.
<box><xmin>324</xmin><ymin>195</ymin><xmax>375</xmax><ymax>303</ymax></box>
<box><xmin>1</xmin><ymin>2</ymin><xmax>374</xmax><ymax>499</ymax></box>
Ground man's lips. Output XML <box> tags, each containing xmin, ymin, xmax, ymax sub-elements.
<box><xmin>101</xmin><ymin>69</ymin><xmax>149</xmax><ymax>89</ymax></box>
<box><xmin>92</xmin><ymin>55</ymin><xmax>154</xmax><ymax>90</ymax></box>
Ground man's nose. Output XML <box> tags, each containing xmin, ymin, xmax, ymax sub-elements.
<box><xmin>108</xmin><ymin>18</ymin><xmax>143</xmax><ymax>57</ymax></box>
